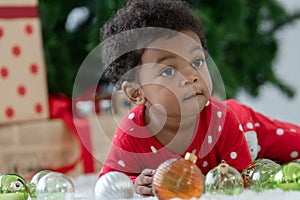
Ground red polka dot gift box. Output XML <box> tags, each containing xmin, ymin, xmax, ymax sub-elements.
<box><xmin>0</xmin><ymin>0</ymin><xmax>49</xmax><ymax>124</ymax></box>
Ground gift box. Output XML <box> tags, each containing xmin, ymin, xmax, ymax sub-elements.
<box><xmin>0</xmin><ymin>113</ymin><xmax>118</xmax><ymax>179</ymax></box>
<box><xmin>0</xmin><ymin>0</ymin><xmax>49</xmax><ymax>124</ymax></box>
<box><xmin>89</xmin><ymin>114</ymin><xmax>118</xmax><ymax>168</ymax></box>
<box><xmin>0</xmin><ymin>119</ymin><xmax>82</xmax><ymax>179</ymax></box>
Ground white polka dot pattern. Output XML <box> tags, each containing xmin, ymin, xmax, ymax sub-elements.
<box><xmin>239</xmin><ymin>124</ymin><xmax>244</xmax><ymax>132</ymax></box>
<box><xmin>217</xmin><ymin>111</ymin><xmax>222</xmax><ymax>118</ymax></box>
<box><xmin>276</xmin><ymin>128</ymin><xmax>284</xmax><ymax>136</ymax></box>
<box><xmin>151</xmin><ymin>146</ymin><xmax>157</xmax><ymax>153</ymax></box>
<box><xmin>246</xmin><ymin>122</ymin><xmax>254</xmax><ymax>129</ymax></box>
<box><xmin>254</xmin><ymin>123</ymin><xmax>260</xmax><ymax>127</ymax></box>
<box><xmin>290</xmin><ymin>128</ymin><xmax>297</xmax><ymax>133</ymax></box>
<box><xmin>230</xmin><ymin>152</ymin><xmax>237</xmax><ymax>159</ymax></box>
<box><xmin>118</xmin><ymin>160</ymin><xmax>125</xmax><ymax>167</ymax></box>
<box><xmin>218</xmin><ymin>125</ymin><xmax>222</xmax><ymax>132</ymax></box>
<box><xmin>291</xmin><ymin>151</ymin><xmax>298</xmax><ymax>158</ymax></box>
<box><xmin>202</xmin><ymin>161</ymin><xmax>208</xmax><ymax>167</ymax></box>
<box><xmin>208</xmin><ymin>135</ymin><xmax>213</xmax><ymax>144</ymax></box>
<box><xmin>128</xmin><ymin>113</ymin><xmax>135</xmax><ymax>119</ymax></box>
<box><xmin>205</xmin><ymin>100</ymin><xmax>210</xmax><ymax>106</ymax></box>
<box><xmin>192</xmin><ymin>149</ymin><xmax>197</xmax><ymax>154</ymax></box>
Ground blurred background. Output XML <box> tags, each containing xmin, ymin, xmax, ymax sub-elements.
<box><xmin>39</xmin><ymin>0</ymin><xmax>300</xmax><ymax>122</ymax></box>
<box><xmin>237</xmin><ymin>0</ymin><xmax>300</xmax><ymax>124</ymax></box>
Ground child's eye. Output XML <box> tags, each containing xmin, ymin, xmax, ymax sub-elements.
<box><xmin>191</xmin><ymin>58</ymin><xmax>204</xmax><ymax>68</ymax></box>
<box><xmin>161</xmin><ymin>68</ymin><xmax>175</xmax><ymax>77</ymax></box>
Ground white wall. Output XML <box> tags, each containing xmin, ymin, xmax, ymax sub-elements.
<box><xmin>236</xmin><ymin>0</ymin><xmax>300</xmax><ymax>124</ymax></box>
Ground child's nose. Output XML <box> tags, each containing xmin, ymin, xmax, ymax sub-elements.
<box><xmin>180</xmin><ymin>67</ymin><xmax>200</xmax><ymax>86</ymax></box>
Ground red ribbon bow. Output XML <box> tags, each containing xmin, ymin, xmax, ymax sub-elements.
<box><xmin>49</xmin><ymin>94</ymin><xmax>95</xmax><ymax>174</ymax></box>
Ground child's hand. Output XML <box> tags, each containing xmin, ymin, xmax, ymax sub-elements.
<box><xmin>134</xmin><ymin>169</ymin><xmax>156</xmax><ymax>196</ymax></box>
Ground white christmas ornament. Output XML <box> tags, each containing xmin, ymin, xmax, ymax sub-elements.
<box><xmin>95</xmin><ymin>171</ymin><xmax>134</xmax><ymax>200</ymax></box>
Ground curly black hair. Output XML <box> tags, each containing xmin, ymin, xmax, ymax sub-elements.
<box><xmin>101</xmin><ymin>0</ymin><xmax>207</xmax><ymax>89</ymax></box>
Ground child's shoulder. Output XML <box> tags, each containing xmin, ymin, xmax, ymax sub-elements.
<box><xmin>206</xmin><ymin>97</ymin><xmax>231</xmax><ymax>113</ymax></box>
<box><xmin>115</xmin><ymin>105</ymin><xmax>147</xmax><ymax>136</ymax></box>
<box><xmin>208</xmin><ymin>97</ymin><xmax>248</xmax><ymax>112</ymax></box>
<box><xmin>206</xmin><ymin>97</ymin><xmax>247</xmax><ymax>121</ymax></box>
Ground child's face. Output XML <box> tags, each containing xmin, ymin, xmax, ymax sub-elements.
<box><xmin>138</xmin><ymin>30</ymin><xmax>212</xmax><ymax>117</ymax></box>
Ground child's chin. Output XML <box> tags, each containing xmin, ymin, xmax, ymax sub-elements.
<box><xmin>181</xmin><ymin>106</ymin><xmax>202</xmax><ymax>117</ymax></box>
<box><xmin>182</xmin><ymin>101</ymin><xmax>205</xmax><ymax>114</ymax></box>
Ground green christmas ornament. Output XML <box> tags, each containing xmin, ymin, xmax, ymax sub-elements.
<box><xmin>0</xmin><ymin>174</ymin><xmax>29</xmax><ymax>200</ymax></box>
<box><xmin>204</xmin><ymin>161</ymin><xmax>244</xmax><ymax>195</ymax></box>
<box><xmin>242</xmin><ymin>158</ymin><xmax>280</xmax><ymax>192</ymax></box>
<box><xmin>271</xmin><ymin>162</ymin><xmax>300</xmax><ymax>191</ymax></box>
<box><xmin>29</xmin><ymin>170</ymin><xmax>52</xmax><ymax>199</ymax></box>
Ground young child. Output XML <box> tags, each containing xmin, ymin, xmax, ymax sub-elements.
<box><xmin>99</xmin><ymin>0</ymin><xmax>300</xmax><ymax>196</ymax></box>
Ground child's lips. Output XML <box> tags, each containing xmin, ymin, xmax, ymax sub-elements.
<box><xmin>184</xmin><ymin>92</ymin><xmax>203</xmax><ymax>100</ymax></box>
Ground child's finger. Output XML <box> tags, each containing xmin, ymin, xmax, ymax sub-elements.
<box><xmin>141</xmin><ymin>169</ymin><xmax>156</xmax><ymax>176</ymax></box>
<box><xmin>136</xmin><ymin>185</ymin><xmax>154</xmax><ymax>195</ymax></box>
<box><xmin>139</xmin><ymin>175</ymin><xmax>153</xmax><ymax>185</ymax></box>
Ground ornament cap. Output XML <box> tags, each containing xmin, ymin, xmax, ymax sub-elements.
<box><xmin>184</xmin><ymin>152</ymin><xmax>198</xmax><ymax>164</ymax></box>
<box><xmin>218</xmin><ymin>160</ymin><xmax>229</xmax><ymax>174</ymax></box>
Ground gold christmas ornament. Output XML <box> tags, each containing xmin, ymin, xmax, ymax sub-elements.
<box><xmin>205</xmin><ymin>161</ymin><xmax>244</xmax><ymax>195</ymax></box>
<box><xmin>152</xmin><ymin>153</ymin><xmax>204</xmax><ymax>200</ymax></box>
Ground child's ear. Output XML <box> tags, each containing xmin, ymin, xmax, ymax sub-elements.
<box><xmin>121</xmin><ymin>81</ymin><xmax>146</xmax><ymax>105</ymax></box>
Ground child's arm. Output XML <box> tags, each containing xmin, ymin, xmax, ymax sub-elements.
<box><xmin>98</xmin><ymin>133</ymin><xmax>143</xmax><ymax>183</ymax></box>
<box><xmin>215</xmin><ymin>105</ymin><xmax>253</xmax><ymax>172</ymax></box>
<box><xmin>227</xmin><ymin>99</ymin><xmax>300</xmax><ymax>164</ymax></box>
<box><xmin>99</xmin><ymin>137</ymin><xmax>156</xmax><ymax>196</ymax></box>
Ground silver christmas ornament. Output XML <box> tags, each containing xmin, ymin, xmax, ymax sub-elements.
<box><xmin>95</xmin><ymin>172</ymin><xmax>134</xmax><ymax>200</ymax></box>
<box><xmin>29</xmin><ymin>170</ymin><xmax>52</xmax><ymax>199</ymax></box>
<box><xmin>35</xmin><ymin>172</ymin><xmax>75</xmax><ymax>200</ymax></box>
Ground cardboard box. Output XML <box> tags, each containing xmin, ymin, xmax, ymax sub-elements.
<box><xmin>0</xmin><ymin>0</ymin><xmax>49</xmax><ymax>124</ymax></box>
<box><xmin>89</xmin><ymin>114</ymin><xmax>118</xmax><ymax>172</ymax></box>
<box><xmin>0</xmin><ymin>119</ymin><xmax>82</xmax><ymax>179</ymax></box>
<box><xmin>0</xmin><ymin>114</ymin><xmax>120</xmax><ymax>179</ymax></box>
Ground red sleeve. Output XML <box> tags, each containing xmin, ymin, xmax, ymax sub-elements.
<box><xmin>227</xmin><ymin>99</ymin><xmax>300</xmax><ymax>164</ymax></box>
<box><xmin>216</xmin><ymin>104</ymin><xmax>253</xmax><ymax>172</ymax></box>
<box><xmin>98</xmin><ymin>132</ymin><xmax>141</xmax><ymax>183</ymax></box>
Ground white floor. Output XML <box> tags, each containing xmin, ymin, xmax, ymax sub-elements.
<box><xmin>72</xmin><ymin>173</ymin><xmax>300</xmax><ymax>200</ymax></box>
